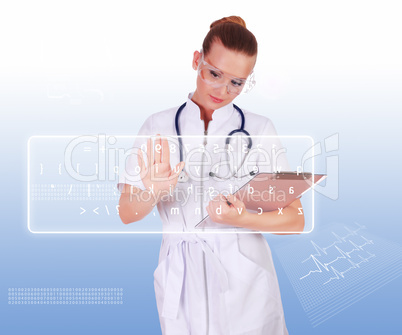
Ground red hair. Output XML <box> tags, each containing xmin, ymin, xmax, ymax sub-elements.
<box><xmin>202</xmin><ymin>16</ymin><xmax>258</xmax><ymax>57</ymax></box>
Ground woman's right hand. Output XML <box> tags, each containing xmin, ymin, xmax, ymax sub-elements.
<box><xmin>137</xmin><ymin>134</ymin><xmax>185</xmax><ymax>202</ymax></box>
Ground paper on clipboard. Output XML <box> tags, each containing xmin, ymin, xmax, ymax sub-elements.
<box><xmin>195</xmin><ymin>171</ymin><xmax>327</xmax><ymax>229</ymax></box>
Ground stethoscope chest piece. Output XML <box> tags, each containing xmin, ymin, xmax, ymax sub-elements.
<box><xmin>178</xmin><ymin>170</ymin><xmax>190</xmax><ymax>183</ymax></box>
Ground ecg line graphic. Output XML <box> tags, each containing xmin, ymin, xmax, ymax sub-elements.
<box><xmin>299</xmin><ymin>222</ymin><xmax>376</xmax><ymax>284</ymax></box>
<box><xmin>274</xmin><ymin>222</ymin><xmax>402</xmax><ymax>327</ymax></box>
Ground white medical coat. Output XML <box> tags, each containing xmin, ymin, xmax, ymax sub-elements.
<box><xmin>118</xmin><ymin>93</ymin><xmax>290</xmax><ymax>335</ymax></box>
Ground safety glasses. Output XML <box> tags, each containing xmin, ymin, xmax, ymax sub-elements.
<box><xmin>197</xmin><ymin>53</ymin><xmax>256</xmax><ymax>95</ymax></box>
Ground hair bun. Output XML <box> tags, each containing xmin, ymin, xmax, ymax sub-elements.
<box><xmin>210</xmin><ymin>16</ymin><xmax>246</xmax><ymax>29</ymax></box>
<box><xmin>203</xmin><ymin>15</ymin><xmax>257</xmax><ymax>57</ymax></box>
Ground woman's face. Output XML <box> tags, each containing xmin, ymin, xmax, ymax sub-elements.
<box><xmin>192</xmin><ymin>40</ymin><xmax>256</xmax><ymax>112</ymax></box>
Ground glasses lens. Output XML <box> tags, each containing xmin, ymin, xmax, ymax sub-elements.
<box><xmin>228</xmin><ymin>79</ymin><xmax>245</xmax><ymax>95</ymax></box>
<box><xmin>200</xmin><ymin>68</ymin><xmax>224</xmax><ymax>85</ymax></box>
<box><xmin>198</xmin><ymin>61</ymin><xmax>252</xmax><ymax>95</ymax></box>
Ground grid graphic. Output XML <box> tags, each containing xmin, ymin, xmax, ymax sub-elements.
<box><xmin>275</xmin><ymin>222</ymin><xmax>402</xmax><ymax>327</ymax></box>
<box><xmin>7</xmin><ymin>287</ymin><xmax>124</xmax><ymax>305</ymax></box>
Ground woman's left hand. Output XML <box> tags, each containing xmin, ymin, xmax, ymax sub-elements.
<box><xmin>206</xmin><ymin>193</ymin><xmax>249</xmax><ymax>228</ymax></box>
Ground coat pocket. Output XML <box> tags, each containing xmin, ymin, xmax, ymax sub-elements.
<box><xmin>236</xmin><ymin>244</ymin><xmax>282</xmax><ymax>302</ymax></box>
<box><xmin>223</xmin><ymin>235</ymin><xmax>285</xmax><ymax>333</ymax></box>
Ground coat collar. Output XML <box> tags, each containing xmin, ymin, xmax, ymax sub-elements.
<box><xmin>180</xmin><ymin>92</ymin><xmax>235</xmax><ymax>135</ymax></box>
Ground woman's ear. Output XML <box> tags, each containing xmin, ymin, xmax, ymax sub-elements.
<box><xmin>192</xmin><ymin>50</ymin><xmax>201</xmax><ymax>70</ymax></box>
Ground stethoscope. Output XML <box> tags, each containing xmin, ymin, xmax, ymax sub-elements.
<box><xmin>175</xmin><ymin>102</ymin><xmax>258</xmax><ymax>183</ymax></box>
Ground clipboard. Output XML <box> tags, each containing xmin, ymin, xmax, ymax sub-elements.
<box><xmin>195</xmin><ymin>171</ymin><xmax>327</xmax><ymax>229</ymax></box>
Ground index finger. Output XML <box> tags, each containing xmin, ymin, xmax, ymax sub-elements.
<box><xmin>161</xmin><ymin>136</ymin><xmax>170</xmax><ymax>164</ymax></box>
<box><xmin>211</xmin><ymin>193</ymin><xmax>225</xmax><ymax>203</ymax></box>
<box><xmin>154</xmin><ymin>135</ymin><xmax>161</xmax><ymax>164</ymax></box>
<box><xmin>146</xmin><ymin>137</ymin><xmax>151</xmax><ymax>168</ymax></box>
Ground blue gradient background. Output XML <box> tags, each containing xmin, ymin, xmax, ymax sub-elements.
<box><xmin>1</xmin><ymin>1</ymin><xmax>401</xmax><ymax>334</ymax></box>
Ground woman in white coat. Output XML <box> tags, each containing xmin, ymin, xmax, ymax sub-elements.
<box><xmin>118</xmin><ymin>16</ymin><xmax>304</xmax><ymax>335</ymax></box>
